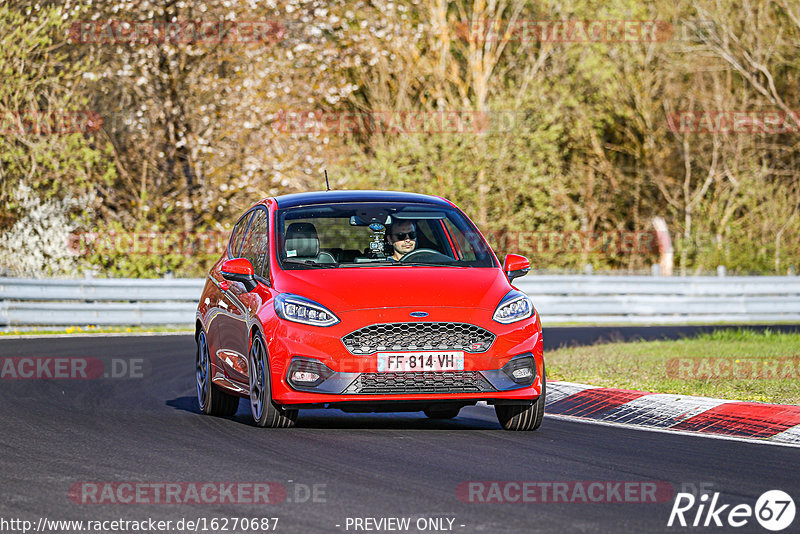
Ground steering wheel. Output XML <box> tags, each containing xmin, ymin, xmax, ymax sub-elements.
<box><xmin>399</xmin><ymin>248</ymin><xmax>454</xmax><ymax>263</ymax></box>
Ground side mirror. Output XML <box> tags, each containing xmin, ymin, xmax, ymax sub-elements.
<box><xmin>503</xmin><ymin>254</ymin><xmax>530</xmax><ymax>282</ymax></box>
<box><xmin>221</xmin><ymin>258</ymin><xmax>258</xmax><ymax>292</ymax></box>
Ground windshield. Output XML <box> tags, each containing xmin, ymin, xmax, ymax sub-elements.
<box><xmin>276</xmin><ymin>202</ymin><xmax>497</xmax><ymax>269</ymax></box>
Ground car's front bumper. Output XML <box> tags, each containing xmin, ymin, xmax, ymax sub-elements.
<box><xmin>261</xmin><ymin>306</ymin><xmax>544</xmax><ymax>407</ymax></box>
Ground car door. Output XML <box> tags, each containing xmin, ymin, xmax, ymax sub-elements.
<box><xmin>206</xmin><ymin>210</ymin><xmax>250</xmax><ymax>366</ymax></box>
<box><xmin>212</xmin><ymin>210</ymin><xmax>256</xmax><ymax>388</ymax></box>
<box><xmin>217</xmin><ymin>207</ymin><xmax>271</xmax><ymax>388</ymax></box>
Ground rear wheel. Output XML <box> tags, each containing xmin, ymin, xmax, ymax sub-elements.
<box><xmin>423</xmin><ymin>407</ymin><xmax>461</xmax><ymax>419</ymax></box>
<box><xmin>495</xmin><ymin>367</ymin><xmax>545</xmax><ymax>431</ymax></box>
<box><xmin>196</xmin><ymin>330</ymin><xmax>239</xmax><ymax>416</ymax></box>
<box><xmin>249</xmin><ymin>332</ymin><xmax>297</xmax><ymax>428</ymax></box>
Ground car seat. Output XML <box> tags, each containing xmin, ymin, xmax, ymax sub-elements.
<box><xmin>284</xmin><ymin>222</ymin><xmax>336</xmax><ymax>263</ymax></box>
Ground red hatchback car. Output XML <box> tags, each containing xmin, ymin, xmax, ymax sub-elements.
<box><xmin>195</xmin><ymin>191</ymin><xmax>544</xmax><ymax>430</ymax></box>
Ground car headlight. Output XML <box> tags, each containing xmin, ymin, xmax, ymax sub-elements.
<box><xmin>274</xmin><ymin>293</ymin><xmax>340</xmax><ymax>327</ymax></box>
<box><xmin>492</xmin><ymin>290</ymin><xmax>534</xmax><ymax>324</ymax></box>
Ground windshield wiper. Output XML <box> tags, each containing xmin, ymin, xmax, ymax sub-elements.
<box><xmin>338</xmin><ymin>260</ymin><xmax>462</xmax><ymax>267</ymax></box>
<box><xmin>395</xmin><ymin>261</ymin><xmax>460</xmax><ymax>267</ymax></box>
<box><xmin>339</xmin><ymin>260</ymin><xmax>394</xmax><ymax>267</ymax></box>
<box><xmin>283</xmin><ymin>259</ymin><xmax>338</xmax><ymax>268</ymax></box>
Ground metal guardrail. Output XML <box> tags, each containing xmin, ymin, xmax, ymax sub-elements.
<box><xmin>513</xmin><ymin>276</ymin><xmax>800</xmax><ymax>323</ymax></box>
<box><xmin>0</xmin><ymin>277</ymin><xmax>202</xmax><ymax>301</ymax></box>
<box><xmin>1</xmin><ymin>276</ymin><xmax>798</xmax><ymax>326</ymax></box>
<box><xmin>0</xmin><ymin>278</ymin><xmax>204</xmax><ymax>326</ymax></box>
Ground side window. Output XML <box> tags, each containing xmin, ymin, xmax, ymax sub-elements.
<box><xmin>229</xmin><ymin>211</ymin><xmax>254</xmax><ymax>258</ymax></box>
<box><xmin>239</xmin><ymin>209</ymin><xmax>270</xmax><ymax>278</ymax></box>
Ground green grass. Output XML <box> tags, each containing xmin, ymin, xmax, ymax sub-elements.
<box><xmin>0</xmin><ymin>325</ymin><xmax>192</xmax><ymax>336</ymax></box>
<box><xmin>547</xmin><ymin>329</ymin><xmax>800</xmax><ymax>405</ymax></box>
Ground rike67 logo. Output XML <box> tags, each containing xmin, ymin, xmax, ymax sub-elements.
<box><xmin>668</xmin><ymin>490</ymin><xmax>796</xmax><ymax>531</ymax></box>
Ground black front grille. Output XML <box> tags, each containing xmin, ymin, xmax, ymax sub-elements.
<box><xmin>344</xmin><ymin>371</ymin><xmax>495</xmax><ymax>394</ymax></box>
<box><xmin>341</xmin><ymin>322</ymin><xmax>495</xmax><ymax>355</ymax></box>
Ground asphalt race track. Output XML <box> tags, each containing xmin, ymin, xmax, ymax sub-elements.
<box><xmin>1</xmin><ymin>333</ymin><xmax>799</xmax><ymax>533</ymax></box>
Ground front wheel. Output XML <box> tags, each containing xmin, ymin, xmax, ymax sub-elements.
<box><xmin>249</xmin><ymin>332</ymin><xmax>297</xmax><ymax>428</ymax></box>
<box><xmin>495</xmin><ymin>367</ymin><xmax>545</xmax><ymax>431</ymax></box>
<box><xmin>196</xmin><ymin>329</ymin><xmax>239</xmax><ymax>416</ymax></box>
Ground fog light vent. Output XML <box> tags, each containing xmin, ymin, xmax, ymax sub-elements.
<box><xmin>286</xmin><ymin>358</ymin><xmax>333</xmax><ymax>389</ymax></box>
<box><xmin>501</xmin><ymin>354</ymin><xmax>536</xmax><ymax>385</ymax></box>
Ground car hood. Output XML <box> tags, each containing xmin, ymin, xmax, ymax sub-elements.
<box><xmin>274</xmin><ymin>267</ymin><xmax>512</xmax><ymax>312</ymax></box>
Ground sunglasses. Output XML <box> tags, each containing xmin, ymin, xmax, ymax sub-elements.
<box><xmin>392</xmin><ymin>231</ymin><xmax>417</xmax><ymax>241</ymax></box>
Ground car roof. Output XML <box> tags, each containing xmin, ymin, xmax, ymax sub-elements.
<box><xmin>273</xmin><ymin>190</ymin><xmax>453</xmax><ymax>209</ymax></box>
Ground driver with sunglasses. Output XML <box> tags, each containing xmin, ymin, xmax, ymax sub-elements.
<box><xmin>387</xmin><ymin>220</ymin><xmax>417</xmax><ymax>261</ymax></box>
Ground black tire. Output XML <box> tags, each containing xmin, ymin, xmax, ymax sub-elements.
<box><xmin>196</xmin><ymin>329</ymin><xmax>239</xmax><ymax>416</ymax></box>
<box><xmin>423</xmin><ymin>407</ymin><xmax>461</xmax><ymax>419</ymax></box>
<box><xmin>495</xmin><ymin>367</ymin><xmax>545</xmax><ymax>431</ymax></box>
<box><xmin>249</xmin><ymin>332</ymin><xmax>298</xmax><ymax>428</ymax></box>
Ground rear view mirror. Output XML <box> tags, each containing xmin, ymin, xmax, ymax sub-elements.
<box><xmin>503</xmin><ymin>254</ymin><xmax>530</xmax><ymax>282</ymax></box>
<box><xmin>221</xmin><ymin>258</ymin><xmax>258</xmax><ymax>292</ymax></box>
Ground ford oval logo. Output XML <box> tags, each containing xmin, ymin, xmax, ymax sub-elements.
<box><xmin>410</xmin><ymin>311</ymin><xmax>428</xmax><ymax>318</ymax></box>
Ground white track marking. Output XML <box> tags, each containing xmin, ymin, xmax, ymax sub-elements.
<box><xmin>545</xmin><ymin>381</ymin><xmax>599</xmax><ymax>404</ymax></box>
<box><xmin>770</xmin><ymin>425</ymin><xmax>800</xmax><ymax>445</ymax></box>
<box><xmin>596</xmin><ymin>393</ymin><xmax>734</xmax><ymax>427</ymax></box>
<box><xmin>543</xmin><ymin>413</ymin><xmax>800</xmax><ymax>448</ymax></box>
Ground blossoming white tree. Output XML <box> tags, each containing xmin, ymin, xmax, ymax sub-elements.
<box><xmin>0</xmin><ymin>184</ymin><xmax>87</xmax><ymax>278</ymax></box>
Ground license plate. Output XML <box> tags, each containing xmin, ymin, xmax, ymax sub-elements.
<box><xmin>377</xmin><ymin>352</ymin><xmax>464</xmax><ymax>372</ymax></box>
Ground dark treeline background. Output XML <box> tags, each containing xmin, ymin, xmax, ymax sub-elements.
<box><xmin>1</xmin><ymin>0</ymin><xmax>799</xmax><ymax>277</ymax></box>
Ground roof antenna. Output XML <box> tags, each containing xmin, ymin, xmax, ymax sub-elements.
<box><xmin>324</xmin><ymin>169</ymin><xmax>331</xmax><ymax>191</ymax></box>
